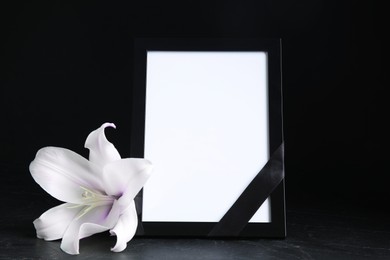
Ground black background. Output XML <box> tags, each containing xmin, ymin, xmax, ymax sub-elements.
<box><xmin>1</xmin><ymin>0</ymin><xmax>387</xmax><ymax>219</ymax></box>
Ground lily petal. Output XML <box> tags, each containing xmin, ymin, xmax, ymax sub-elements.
<box><xmin>102</xmin><ymin>158</ymin><xmax>153</xmax><ymax>199</ymax></box>
<box><xmin>60</xmin><ymin>200</ymin><xmax>122</xmax><ymax>255</ymax></box>
<box><xmin>33</xmin><ymin>203</ymin><xmax>82</xmax><ymax>241</ymax></box>
<box><xmin>85</xmin><ymin>123</ymin><xmax>121</xmax><ymax>168</ymax></box>
<box><xmin>29</xmin><ymin>147</ymin><xmax>104</xmax><ymax>204</ymax></box>
<box><xmin>110</xmin><ymin>201</ymin><xmax>138</xmax><ymax>252</ymax></box>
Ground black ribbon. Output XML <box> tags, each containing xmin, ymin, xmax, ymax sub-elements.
<box><xmin>208</xmin><ymin>142</ymin><xmax>285</xmax><ymax>237</ymax></box>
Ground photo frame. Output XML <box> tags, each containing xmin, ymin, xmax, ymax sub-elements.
<box><xmin>131</xmin><ymin>38</ymin><xmax>285</xmax><ymax>237</ymax></box>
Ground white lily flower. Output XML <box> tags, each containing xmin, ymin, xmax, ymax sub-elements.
<box><xmin>29</xmin><ymin>123</ymin><xmax>153</xmax><ymax>255</ymax></box>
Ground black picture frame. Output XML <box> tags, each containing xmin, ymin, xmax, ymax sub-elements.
<box><xmin>131</xmin><ymin>37</ymin><xmax>285</xmax><ymax>238</ymax></box>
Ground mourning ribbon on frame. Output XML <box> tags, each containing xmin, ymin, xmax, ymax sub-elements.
<box><xmin>208</xmin><ymin>142</ymin><xmax>285</xmax><ymax>237</ymax></box>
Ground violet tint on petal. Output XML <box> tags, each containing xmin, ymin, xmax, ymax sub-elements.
<box><xmin>102</xmin><ymin>158</ymin><xmax>153</xmax><ymax>198</ymax></box>
<box><xmin>60</xmin><ymin>200</ymin><xmax>122</xmax><ymax>255</ymax></box>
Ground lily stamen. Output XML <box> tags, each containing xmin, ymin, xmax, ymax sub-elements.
<box><xmin>80</xmin><ymin>186</ymin><xmax>115</xmax><ymax>206</ymax></box>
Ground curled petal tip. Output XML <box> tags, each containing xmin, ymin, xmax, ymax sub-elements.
<box><xmin>84</xmin><ymin>122</ymin><xmax>121</xmax><ymax>166</ymax></box>
<box><xmin>102</xmin><ymin>122</ymin><xmax>116</xmax><ymax>129</ymax></box>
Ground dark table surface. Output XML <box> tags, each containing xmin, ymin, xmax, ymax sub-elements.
<box><xmin>1</xmin><ymin>168</ymin><xmax>389</xmax><ymax>260</ymax></box>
